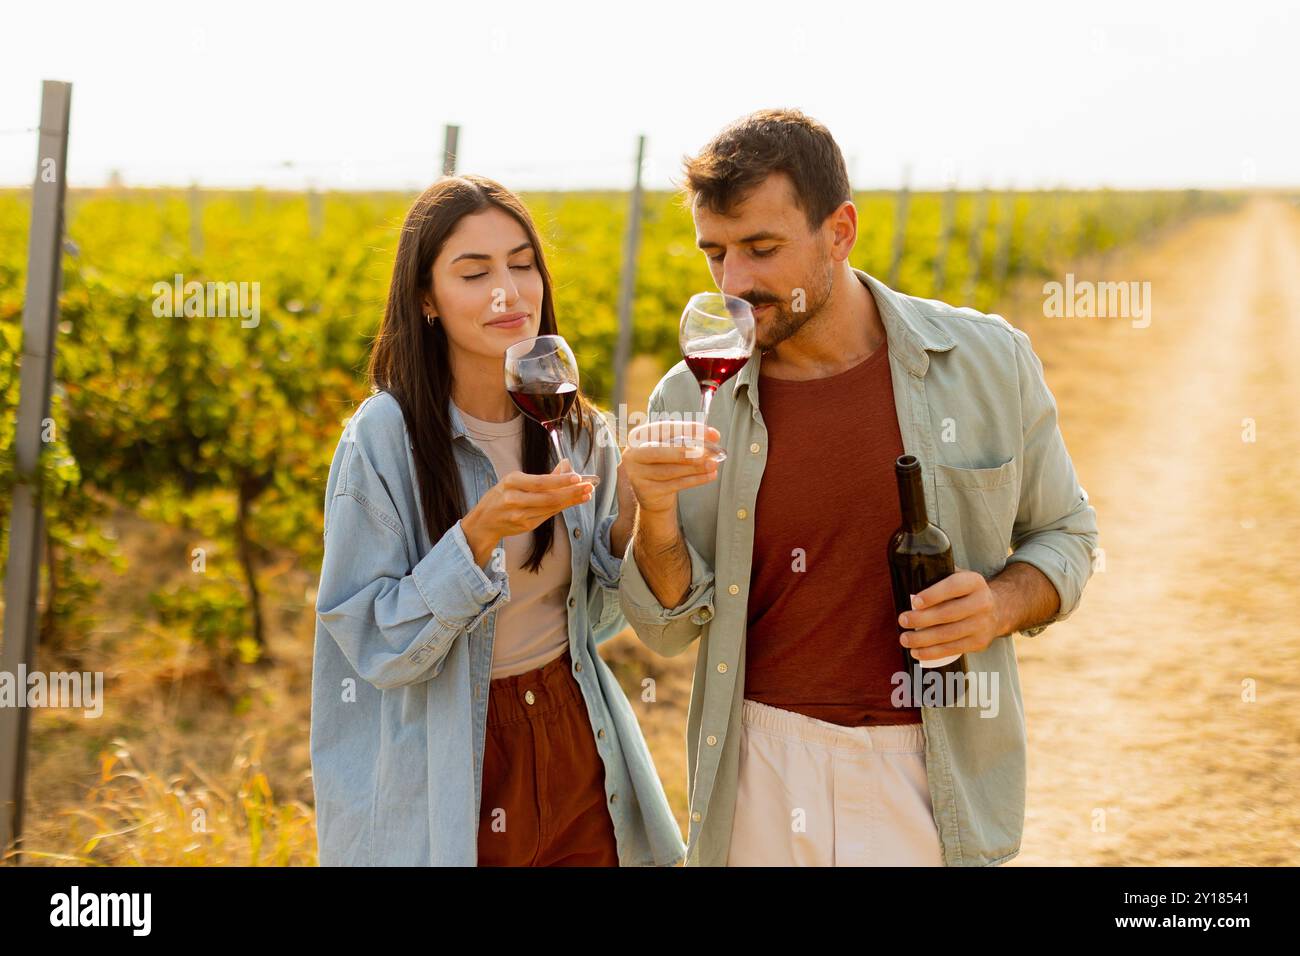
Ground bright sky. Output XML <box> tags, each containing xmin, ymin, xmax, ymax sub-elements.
<box><xmin>3</xmin><ymin>0</ymin><xmax>1295</xmax><ymax>191</ymax></box>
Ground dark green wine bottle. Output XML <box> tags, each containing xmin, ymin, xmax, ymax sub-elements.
<box><xmin>887</xmin><ymin>454</ymin><xmax>966</xmax><ymax>705</ymax></box>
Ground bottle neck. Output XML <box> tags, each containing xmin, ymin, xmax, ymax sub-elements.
<box><xmin>897</xmin><ymin>464</ymin><xmax>929</xmax><ymax>533</ymax></box>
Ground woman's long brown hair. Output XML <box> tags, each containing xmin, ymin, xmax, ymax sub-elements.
<box><xmin>367</xmin><ymin>175</ymin><xmax>597</xmax><ymax>573</ymax></box>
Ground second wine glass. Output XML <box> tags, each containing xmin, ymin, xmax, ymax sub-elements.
<box><xmin>672</xmin><ymin>292</ymin><xmax>757</xmax><ymax>462</ymax></box>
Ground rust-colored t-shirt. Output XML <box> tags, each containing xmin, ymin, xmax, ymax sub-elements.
<box><xmin>744</xmin><ymin>339</ymin><xmax>920</xmax><ymax>726</ymax></box>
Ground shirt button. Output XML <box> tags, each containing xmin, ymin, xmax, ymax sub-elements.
<box><xmin>706</xmin><ymin>735</ymin><xmax>718</xmax><ymax>746</ymax></box>
<box><xmin>692</xmin><ymin>811</ymin><xmax>702</xmax><ymax>822</ymax></box>
<box><xmin>568</xmin><ymin>596</ymin><xmax>576</xmax><ymax>608</ymax></box>
<box><xmin>574</xmin><ymin>661</ymin><xmax>583</xmax><ymax>672</ymax></box>
<box><xmin>609</xmin><ymin>792</ymin><xmax>618</xmax><ymax>804</ymax></box>
<box><xmin>524</xmin><ymin>690</ymin><xmax>536</xmax><ymax>705</ymax></box>
<box><xmin>728</xmin><ymin>584</ymin><xmax>739</xmax><ymax>595</ymax></box>
<box><xmin>749</xmin><ymin>443</ymin><xmax>760</xmax><ymax>453</ymax></box>
<box><xmin>736</xmin><ymin>508</ymin><xmax>747</xmax><ymax>520</ymax></box>
<box><xmin>597</xmin><ymin>728</ymin><xmax>605</xmax><ymax>738</ymax></box>
<box><xmin>573</xmin><ymin>527</ymin><xmax>582</xmax><ymax>539</ymax></box>
<box><xmin>716</xmin><ymin>662</ymin><xmax>728</xmax><ymax>674</ymax></box>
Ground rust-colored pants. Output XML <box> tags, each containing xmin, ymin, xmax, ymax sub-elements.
<box><xmin>477</xmin><ymin>646</ymin><xmax>620</xmax><ymax>866</ymax></box>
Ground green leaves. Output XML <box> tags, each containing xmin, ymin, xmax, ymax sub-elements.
<box><xmin>0</xmin><ymin>186</ymin><xmax>1233</xmax><ymax>658</ymax></box>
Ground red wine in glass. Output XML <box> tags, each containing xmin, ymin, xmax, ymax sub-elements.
<box><xmin>507</xmin><ymin>381</ymin><xmax>577</xmax><ymax>428</ymax></box>
<box><xmin>675</xmin><ymin>293</ymin><xmax>757</xmax><ymax>461</ymax></box>
<box><xmin>684</xmin><ymin>349</ymin><xmax>751</xmax><ymax>392</ymax></box>
<box><xmin>504</xmin><ymin>336</ymin><xmax>600</xmax><ymax>486</ymax></box>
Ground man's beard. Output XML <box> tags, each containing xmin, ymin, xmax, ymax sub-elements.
<box><xmin>749</xmin><ymin>258</ymin><xmax>834</xmax><ymax>352</ymax></box>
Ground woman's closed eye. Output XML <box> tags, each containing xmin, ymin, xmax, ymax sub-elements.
<box><xmin>463</xmin><ymin>263</ymin><xmax>532</xmax><ymax>280</ymax></box>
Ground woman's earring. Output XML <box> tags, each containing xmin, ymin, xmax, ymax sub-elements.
<box><xmin>425</xmin><ymin>313</ymin><xmax>438</xmax><ymax>326</ymax></box>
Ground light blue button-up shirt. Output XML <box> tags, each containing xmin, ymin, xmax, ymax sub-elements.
<box><xmin>310</xmin><ymin>388</ymin><xmax>686</xmax><ymax>866</ymax></box>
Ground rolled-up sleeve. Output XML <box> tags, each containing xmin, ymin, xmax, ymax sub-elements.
<box><xmin>615</xmin><ymin>379</ymin><xmax>716</xmax><ymax>657</ymax></box>
<box><xmin>587</xmin><ymin>415</ymin><xmax>625</xmax><ymax>591</ymax></box>
<box><xmin>1003</xmin><ymin>325</ymin><xmax>1100</xmax><ymax>637</ymax></box>
<box><xmin>316</xmin><ymin>489</ymin><xmax>509</xmax><ymax>689</ymax></box>
<box><xmin>619</xmin><ymin>530</ymin><xmax>715</xmax><ymax>657</ymax></box>
<box><xmin>589</xmin><ymin>512</ymin><xmax>625</xmax><ymax>644</ymax></box>
<box><xmin>591</xmin><ymin>512</ymin><xmax>624</xmax><ymax>586</ymax></box>
<box><xmin>586</xmin><ymin>417</ymin><xmax>628</xmax><ymax>644</ymax></box>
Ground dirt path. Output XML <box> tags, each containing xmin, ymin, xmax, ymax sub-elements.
<box><xmin>1004</xmin><ymin>196</ymin><xmax>1300</xmax><ymax>865</ymax></box>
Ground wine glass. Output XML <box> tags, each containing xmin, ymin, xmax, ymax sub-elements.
<box><xmin>504</xmin><ymin>335</ymin><xmax>600</xmax><ymax>487</ymax></box>
<box><xmin>670</xmin><ymin>292</ymin><xmax>757</xmax><ymax>462</ymax></box>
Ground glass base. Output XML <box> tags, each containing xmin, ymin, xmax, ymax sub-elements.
<box><xmin>664</xmin><ymin>434</ymin><xmax>728</xmax><ymax>463</ymax></box>
<box><xmin>916</xmin><ymin>653</ymin><xmax>961</xmax><ymax>669</ymax></box>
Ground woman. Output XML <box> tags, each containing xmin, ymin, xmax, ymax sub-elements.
<box><xmin>310</xmin><ymin>175</ymin><xmax>685</xmax><ymax>867</ymax></box>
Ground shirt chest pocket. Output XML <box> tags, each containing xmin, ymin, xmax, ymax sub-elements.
<box><xmin>932</xmin><ymin>457</ymin><xmax>1020</xmax><ymax>576</ymax></box>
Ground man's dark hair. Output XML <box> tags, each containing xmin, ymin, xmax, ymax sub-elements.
<box><xmin>681</xmin><ymin>108</ymin><xmax>852</xmax><ymax>231</ymax></box>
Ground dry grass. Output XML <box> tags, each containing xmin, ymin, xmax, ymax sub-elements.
<box><xmin>12</xmin><ymin>732</ymin><xmax>315</xmax><ymax>866</ymax></box>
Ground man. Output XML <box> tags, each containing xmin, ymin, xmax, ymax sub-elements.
<box><xmin>618</xmin><ymin>108</ymin><xmax>1099</xmax><ymax>866</ymax></box>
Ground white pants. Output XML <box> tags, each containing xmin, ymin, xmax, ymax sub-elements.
<box><xmin>725</xmin><ymin>698</ymin><xmax>945</xmax><ymax>866</ymax></box>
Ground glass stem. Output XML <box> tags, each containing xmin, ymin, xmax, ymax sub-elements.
<box><xmin>547</xmin><ymin>425</ymin><xmax>566</xmax><ymax>470</ymax></box>
<box><xmin>700</xmin><ymin>385</ymin><xmax>716</xmax><ymax>418</ymax></box>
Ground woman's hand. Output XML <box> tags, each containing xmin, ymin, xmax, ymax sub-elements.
<box><xmin>461</xmin><ymin>461</ymin><xmax>592</xmax><ymax>567</ymax></box>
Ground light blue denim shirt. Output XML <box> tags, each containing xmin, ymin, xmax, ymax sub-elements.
<box><xmin>310</xmin><ymin>388</ymin><xmax>686</xmax><ymax>866</ymax></box>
